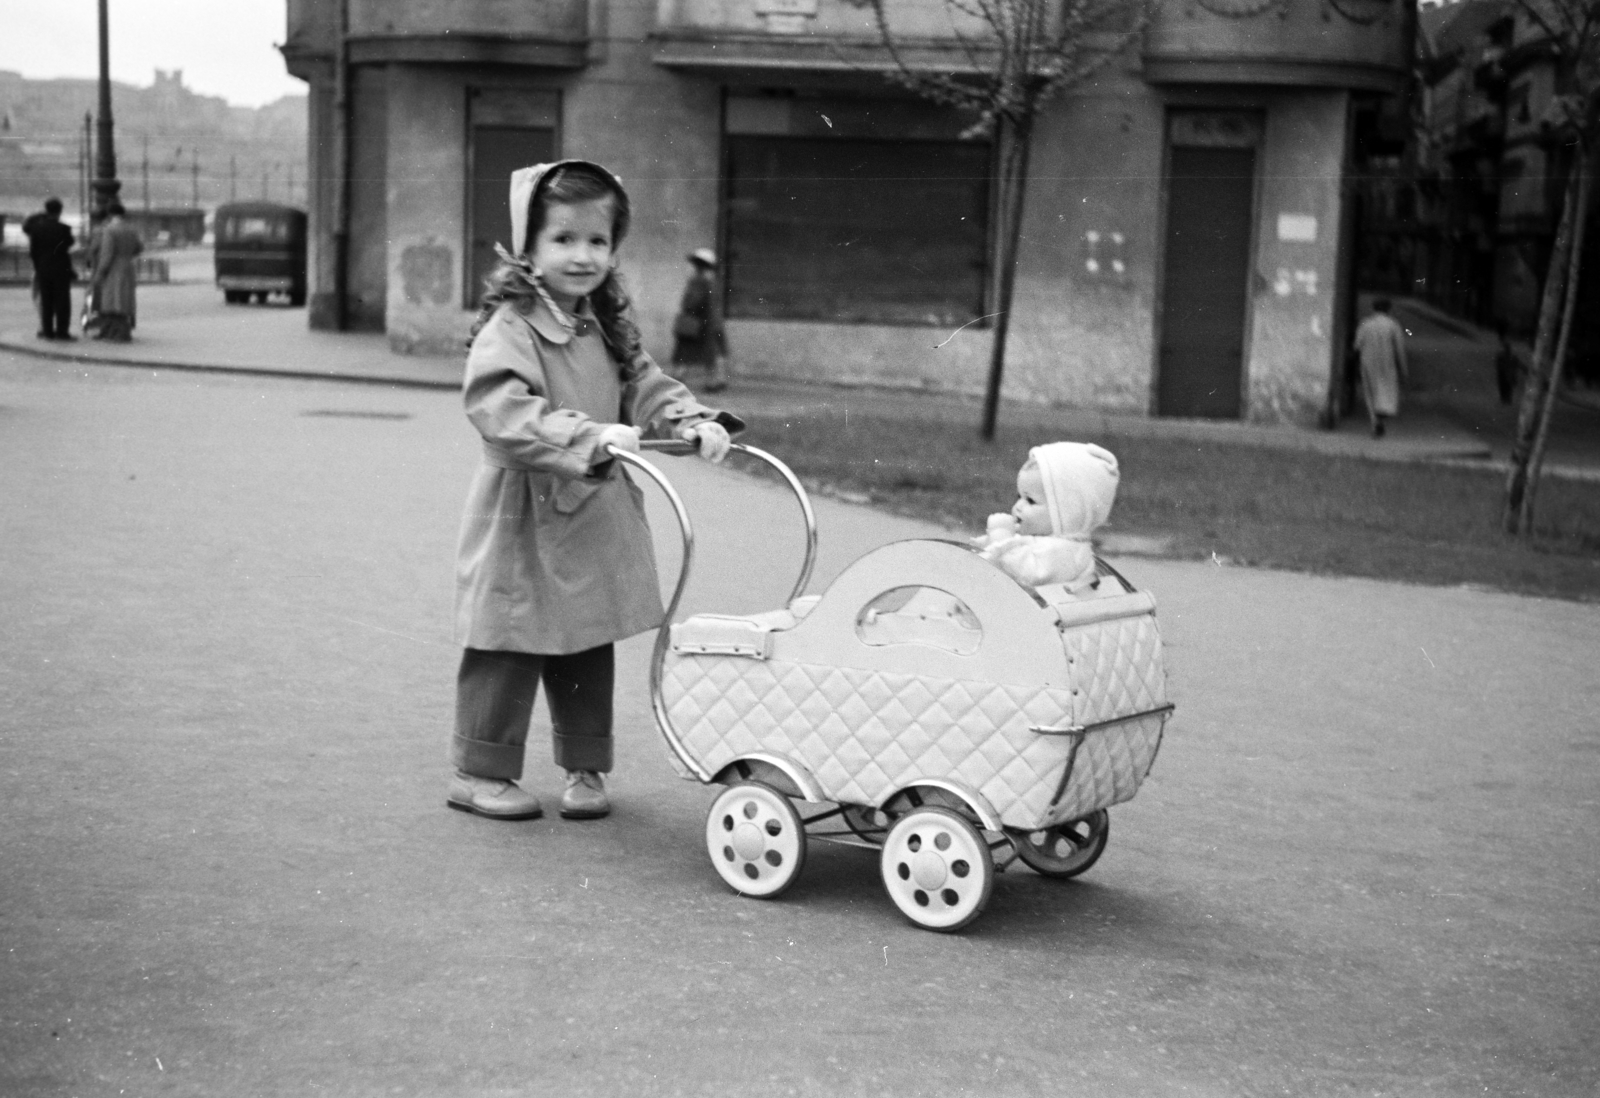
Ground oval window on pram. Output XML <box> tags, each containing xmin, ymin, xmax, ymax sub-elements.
<box><xmin>855</xmin><ymin>586</ymin><xmax>983</xmax><ymax>655</ymax></box>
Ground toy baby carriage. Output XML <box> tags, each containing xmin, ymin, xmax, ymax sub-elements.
<box><xmin>613</xmin><ymin>440</ymin><xmax>1173</xmax><ymax>931</ymax></box>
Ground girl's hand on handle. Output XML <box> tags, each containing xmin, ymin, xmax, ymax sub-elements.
<box><xmin>598</xmin><ymin>423</ymin><xmax>641</xmax><ymax>456</ymax></box>
<box><xmin>680</xmin><ymin>421</ymin><xmax>730</xmax><ymax>464</ymax></box>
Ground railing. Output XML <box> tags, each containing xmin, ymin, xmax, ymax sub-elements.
<box><xmin>0</xmin><ymin>250</ymin><xmax>170</xmax><ymax>286</ymax></box>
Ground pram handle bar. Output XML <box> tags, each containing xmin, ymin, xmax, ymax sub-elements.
<box><xmin>633</xmin><ymin>439</ymin><xmax>819</xmax><ymax>605</ymax></box>
<box><xmin>607</xmin><ymin>447</ymin><xmax>705</xmax><ymax>779</ymax></box>
<box><xmin>607</xmin><ymin>441</ymin><xmax>819</xmax><ymax>784</ymax></box>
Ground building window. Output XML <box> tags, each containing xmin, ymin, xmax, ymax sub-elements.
<box><xmin>722</xmin><ymin>95</ymin><xmax>990</xmax><ymax>326</ymax></box>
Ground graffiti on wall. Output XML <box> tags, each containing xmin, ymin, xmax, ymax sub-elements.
<box><xmin>401</xmin><ymin>241</ymin><xmax>454</xmax><ymax>306</ymax></box>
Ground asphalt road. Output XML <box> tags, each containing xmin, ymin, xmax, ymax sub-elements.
<box><xmin>2</xmin><ymin>355</ymin><xmax>1597</xmax><ymax>1098</ymax></box>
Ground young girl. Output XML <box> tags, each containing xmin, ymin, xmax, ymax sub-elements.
<box><xmin>973</xmin><ymin>442</ymin><xmax>1121</xmax><ymax>593</ymax></box>
<box><xmin>448</xmin><ymin>160</ymin><xmax>741</xmax><ymax>823</ymax></box>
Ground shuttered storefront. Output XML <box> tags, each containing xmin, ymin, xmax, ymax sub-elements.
<box><xmin>722</xmin><ymin>93</ymin><xmax>990</xmax><ymax>327</ymax></box>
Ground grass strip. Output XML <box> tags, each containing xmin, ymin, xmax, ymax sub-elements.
<box><xmin>737</xmin><ymin>410</ymin><xmax>1600</xmax><ymax>602</ymax></box>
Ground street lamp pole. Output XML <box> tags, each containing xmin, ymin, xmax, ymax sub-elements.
<box><xmin>93</xmin><ymin>0</ymin><xmax>121</xmax><ymax>214</ymax></box>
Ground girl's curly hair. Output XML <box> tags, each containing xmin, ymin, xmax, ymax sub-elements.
<box><xmin>468</xmin><ymin>162</ymin><xmax>645</xmax><ymax>377</ymax></box>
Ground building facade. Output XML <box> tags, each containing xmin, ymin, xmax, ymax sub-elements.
<box><xmin>1354</xmin><ymin>0</ymin><xmax>1598</xmax><ymax>383</ymax></box>
<box><xmin>282</xmin><ymin>0</ymin><xmax>1408</xmax><ymax>424</ymax></box>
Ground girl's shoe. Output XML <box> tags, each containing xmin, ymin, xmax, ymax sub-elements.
<box><xmin>446</xmin><ymin>773</ymin><xmax>543</xmax><ymax>820</ymax></box>
<box><xmin>560</xmin><ymin>770</ymin><xmax>610</xmax><ymax>819</ymax></box>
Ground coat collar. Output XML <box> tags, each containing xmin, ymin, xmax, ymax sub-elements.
<box><xmin>514</xmin><ymin>294</ymin><xmax>596</xmax><ymax>346</ymax></box>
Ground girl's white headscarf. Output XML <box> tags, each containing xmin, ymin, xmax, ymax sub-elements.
<box><xmin>506</xmin><ymin>160</ymin><xmax>627</xmax><ymax>258</ymax></box>
<box><xmin>1030</xmin><ymin>442</ymin><xmax>1120</xmax><ymax>538</ymax></box>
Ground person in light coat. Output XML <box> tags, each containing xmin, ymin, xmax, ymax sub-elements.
<box><xmin>1352</xmin><ymin>298</ymin><xmax>1409</xmax><ymax>438</ymax></box>
<box><xmin>87</xmin><ymin>202</ymin><xmax>143</xmax><ymax>342</ymax></box>
<box><xmin>449</xmin><ymin>160</ymin><xmax>741</xmax><ymax>823</ymax></box>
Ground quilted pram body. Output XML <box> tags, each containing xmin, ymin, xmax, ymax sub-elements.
<box><xmin>660</xmin><ymin>539</ymin><xmax>1169</xmax><ymax>832</ymax></box>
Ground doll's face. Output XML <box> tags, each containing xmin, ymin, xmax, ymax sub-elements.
<box><xmin>1012</xmin><ymin>464</ymin><xmax>1053</xmax><ymax>536</ymax></box>
<box><xmin>531</xmin><ymin>197</ymin><xmax>616</xmax><ymax>307</ymax></box>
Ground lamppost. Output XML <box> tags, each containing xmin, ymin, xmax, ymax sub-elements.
<box><xmin>92</xmin><ymin>0</ymin><xmax>122</xmax><ymax>215</ymax></box>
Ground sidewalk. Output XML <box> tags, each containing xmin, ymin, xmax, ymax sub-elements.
<box><xmin>8</xmin><ymin>277</ymin><xmax>1595</xmax><ymax>475</ymax></box>
<box><xmin>1386</xmin><ymin>294</ymin><xmax>1600</xmax><ymax>480</ymax></box>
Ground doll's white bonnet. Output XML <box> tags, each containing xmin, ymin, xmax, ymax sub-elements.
<box><xmin>1029</xmin><ymin>442</ymin><xmax>1120</xmax><ymax>538</ymax></box>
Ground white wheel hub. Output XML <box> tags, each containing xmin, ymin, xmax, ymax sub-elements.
<box><xmin>880</xmin><ymin>805</ymin><xmax>995</xmax><ymax>931</ymax></box>
<box><xmin>705</xmin><ymin>781</ymin><xmax>806</xmax><ymax>899</ymax></box>
<box><xmin>911</xmin><ymin>849</ymin><xmax>948</xmax><ymax>890</ymax></box>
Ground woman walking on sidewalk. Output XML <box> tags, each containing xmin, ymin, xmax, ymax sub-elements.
<box><xmin>1353</xmin><ymin>298</ymin><xmax>1409</xmax><ymax>438</ymax></box>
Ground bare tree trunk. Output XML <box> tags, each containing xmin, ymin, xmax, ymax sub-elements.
<box><xmin>1517</xmin><ymin>148</ymin><xmax>1592</xmax><ymax>533</ymax></box>
<box><xmin>980</xmin><ymin>112</ymin><xmax>1034</xmax><ymax>441</ymax></box>
<box><xmin>1504</xmin><ymin>151</ymin><xmax>1582</xmax><ymax>532</ymax></box>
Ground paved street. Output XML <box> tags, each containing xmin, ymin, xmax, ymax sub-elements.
<box><xmin>2</xmin><ymin>351</ymin><xmax>1597</xmax><ymax>1098</ymax></box>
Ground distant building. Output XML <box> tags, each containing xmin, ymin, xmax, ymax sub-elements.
<box><xmin>1363</xmin><ymin>0</ymin><xmax>1599</xmax><ymax>379</ymax></box>
<box><xmin>282</xmin><ymin>0</ymin><xmax>1408</xmax><ymax>425</ymax></box>
<box><xmin>124</xmin><ymin>207</ymin><xmax>207</xmax><ymax>247</ymax></box>
<box><xmin>0</xmin><ymin>69</ymin><xmax>307</xmax><ymax>216</ymax></box>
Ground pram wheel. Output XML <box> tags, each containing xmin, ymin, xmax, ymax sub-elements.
<box><xmin>1010</xmin><ymin>810</ymin><xmax>1109</xmax><ymax>878</ymax></box>
<box><xmin>880</xmin><ymin>807</ymin><xmax>994</xmax><ymax>931</ymax></box>
<box><xmin>705</xmin><ymin>781</ymin><xmax>807</xmax><ymax>898</ymax></box>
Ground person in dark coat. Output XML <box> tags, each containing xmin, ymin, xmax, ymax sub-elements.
<box><xmin>670</xmin><ymin>247</ymin><xmax>729</xmax><ymax>392</ymax></box>
<box><xmin>1494</xmin><ymin>322</ymin><xmax>1526</xmax><ymax>406</ymax></box>
<box><xmin>21</xmin><ymin>198</ymin><xmax>77</xmax><ymax>341</ymax></box>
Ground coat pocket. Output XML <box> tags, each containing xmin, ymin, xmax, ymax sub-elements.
<box><xmin>552</xmin><ymin>474</ymin><xmax>607</xmax><ymax>515</ymax></box>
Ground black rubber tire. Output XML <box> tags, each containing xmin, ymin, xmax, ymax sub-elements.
<box><xmin>1010</xmin><ymin>810</ymin><xmax>1110</xmax><ymax>879</ymax></box>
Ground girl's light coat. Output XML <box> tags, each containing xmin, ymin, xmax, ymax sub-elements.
<box><xmin>455</xmin><ymin>298</ymin><xmax>737</xmax><ymax>655</ymax></box>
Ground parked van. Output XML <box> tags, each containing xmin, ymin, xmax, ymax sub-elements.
<box><xmin>214</xmin><ymin>202</ymin><xmax>307</xmax><ymax>306</ymax></box>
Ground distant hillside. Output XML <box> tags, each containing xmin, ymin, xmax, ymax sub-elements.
<box><xmin>0</xmin><ymin>68</ymin><xmax>306</xmax><ymax>218</ymax></box>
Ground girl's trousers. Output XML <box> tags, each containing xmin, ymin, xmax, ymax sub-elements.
<box><xmin>452</xmin><ymin>645</ymin><xmax>614</xmax><ymax>779</ymax></box>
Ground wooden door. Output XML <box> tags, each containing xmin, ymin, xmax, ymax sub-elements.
<box><xmin>468</xmin><ymin>125</ymin><xmax>554</xmax><ymax>307</ymax></box>
<box><xmin>1157</xmin><ymin>144</ymin><xmax>1257</xmax><ymax>418</ymax></box>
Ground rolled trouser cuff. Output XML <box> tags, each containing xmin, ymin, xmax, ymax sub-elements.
<box><xmin>452</xmin><ymin>735</ymin><xmax>526</xmax><ymax>780</ymax></box>
<box><xmin>553</xmin><ymin>731</ymin><xmax>612</xmax><ymax>773</ymax></box>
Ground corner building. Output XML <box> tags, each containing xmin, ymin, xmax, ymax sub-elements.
<box><xmin>282</xmin><ymin>0</ymin><xmax>1407</xmax><ymax>425</ymax></box>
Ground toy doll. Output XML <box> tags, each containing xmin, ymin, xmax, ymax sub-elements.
<box><xmin>974</xmin><ymin>442</ymin><xmax>1120</xmax><ymax>593</ymax></box>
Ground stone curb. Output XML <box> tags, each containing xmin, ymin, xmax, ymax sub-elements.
<box><xmin>0</xmin><ymin>334</ymin><xmax>457</xmax><ymax>391</ymax></box>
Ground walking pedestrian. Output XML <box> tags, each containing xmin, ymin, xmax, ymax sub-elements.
<box><xmin>1352</xmin><ymin>298</ymin><xmax>1409</xmax><ymax>438</ymax></box>
<box><xmin>21</xmin><ymin>198</ymin><xmax>76</xmax><ymax>341</ymax></box>
<box><xmin>448</xmin><ymin>160</ymin><xmax>741</xmax><ymax>822</ymax></box>
<box><xmin>1494</xmin><ymin>322</ymin><xmax>1525</xmax><ymax>406</ymax></box>
<box><xmin>86</xmin><ymin>202</ymin><xmax>143</xmax><ymax>343</ymax></box>
<box><xmin>670</xmin><ymin>247</ymin><xmax>729</xmax><ymax>392</ymax></box>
